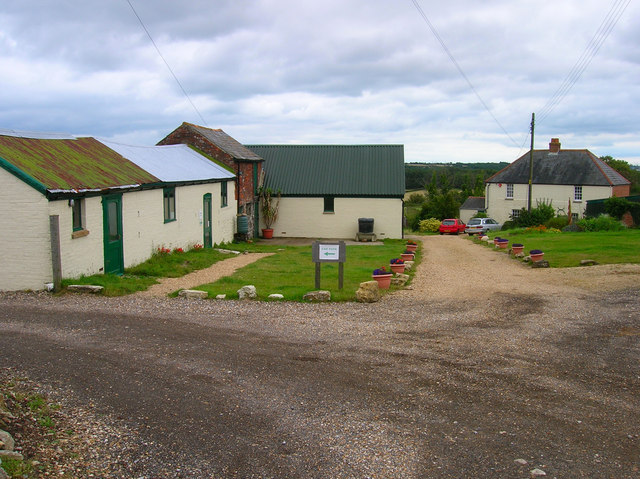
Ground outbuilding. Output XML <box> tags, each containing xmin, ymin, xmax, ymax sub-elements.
<box><xmin>245</xmin><ymin>144</ymin><xmax>405</xmax><ymax>240</ymax></box>
<box><xmin>0</xmin><ymin>130</ymin><xmax>235</xmax><ymax>291</ymax></box>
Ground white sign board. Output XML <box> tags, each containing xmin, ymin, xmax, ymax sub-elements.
<box><xmin>318</xmin><ymin>244</ymin><xmax>340</xmax><ymax>261</ymax></box>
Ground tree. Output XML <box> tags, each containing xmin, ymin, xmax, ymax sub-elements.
<box><xmin>601</xmin><ymin>155</ymin><xmax>640</xmax><ymax>194</ymax></box>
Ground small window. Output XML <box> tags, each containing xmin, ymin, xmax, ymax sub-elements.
<box><xmin>324</xmin><ymin>196</ymin><xmax>334</xmax><ymax>213</ymax></box>
<box><xmin>571</xmin><ymin>212</ymin><xmax>579</xmax><ymax>222</ymax></box>
<box><xmin>574</xmin><ymin>185</ymin><xmax>583</xmax><ymax>201</ymax></box>
<box><xmin>164</xmin><ymin>187</ymin><xmax>176</xmax><ymax>222</ymax></box>
<box><xmin>221</xmin><ymin>181</ymin><xmax>228</xmax><ymax>207</ymax></box>
<box><xmin>511</xmin><ymin>209</ymin><xmax>520</xmax><ymax>219</ymax></box>
<box><xmin>506</xmin><ymin>183</ymin><xmax>514</xmax><ymax>199</ymax></box>
<box><xmin>72</xmin><ymin>198</ymin><xmax>84</xmax><ymax>231</ymax></box>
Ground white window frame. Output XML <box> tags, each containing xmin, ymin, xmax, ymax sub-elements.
<box><xmin>511</xmin><ymin>209</ymin><xmax>520</xmax><ymax>219</ymax></box>
<box><xmin>506</xmin><ymin>183</ymin><xmax>514</xmax><ymax>199</ymax></box>
<box><xmin>574</xmin><ymin>185</ymin><xmax>583</xmax><ymax>202</ymax></box>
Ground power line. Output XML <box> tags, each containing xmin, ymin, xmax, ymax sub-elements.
<box><xmin>125</xmin><ymin>0</ymin><xmax>208</xmax><ymax>127</ymax></box>
<box><xmin>537</xmin><ymin>0</ymin><xmax>631</xmax><ymax>124</ymax></box>
<box><xmin>410</xmin><ymin>0</ymin><xmax>519</xmax><ymax>147</ymax></box>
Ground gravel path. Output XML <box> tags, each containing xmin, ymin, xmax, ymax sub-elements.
<box><xmin>1</xmin><ymin>235</ymin><xmax>638</xmax><ymax>478</ymax></box>
<box><xmin>135</xmin><ymin>252</ymin><xmax>274</xmax><ymax>297</ymax></box>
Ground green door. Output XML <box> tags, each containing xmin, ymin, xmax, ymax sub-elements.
<box><xmin>102</xmin><ymin>194</ymin><xmax>124</xmax><ymax>275</ymax></box>
<box><xmin>203</xmin><ymin>193</ymin><xmax>212</xmax><ymax>248</ymax></box>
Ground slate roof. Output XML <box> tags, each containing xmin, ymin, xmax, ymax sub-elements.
<box><xmin>173</xmin><ymin>123</ymin><xmax>263</xmax><ymax>161</ymax></box>
<box><xmin>460</xmin><ymin>196</ymin><xmax>486</xmax><ymax>210</ymax></box>
<box><xmin>0</xmin><ymin>132</ymin><xmax>158</xmax><ymax>196</ymax></box>
<box><xmin>99</xmin><ymin>140</ymin><xmax>234</xmax><ymax>183</ymax></box>
<box><xmin>245</xmin><ymin>144</ymin><xmax>405</xmax><ymax>197</ymax></box>
<box><xmin>487</xmin><ymin>149</ymin><xmax>630</xmax><ymax>186</ymax></box>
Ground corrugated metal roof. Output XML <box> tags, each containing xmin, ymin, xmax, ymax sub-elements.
<box><xmin>245</xmin><ymin>145</ymin><xmax>405</xmax><ymax>197</ymax></box>
<box><xmin>0</xmin><ymin>134</ymin><xmax>158</xmax><ymax>192</ymax></box>
<box><xmin>184</xmin><ymin>123</ymin><xmax>263</xmax><ymax>161</ymax></box>
<box><xmin>487</xmin><ymin>149</ymin><xmax>631</xmax><ymax>186</ymax></box>
<box><xmin>99</xmin><ymin>140</ymin><xmax>235</xmax><ymax>182</ymax></box>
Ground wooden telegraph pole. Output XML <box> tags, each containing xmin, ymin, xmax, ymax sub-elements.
<box><xmin>528</xmin><ymin>113</ymin><xmax>535</xmax><ymax>212</ymax></box>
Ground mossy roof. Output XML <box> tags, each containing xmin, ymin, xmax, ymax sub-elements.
<box><xmin>0</xmin><ymin>135</ymin><xmax>159</xmax><ymax>193</ymax></box>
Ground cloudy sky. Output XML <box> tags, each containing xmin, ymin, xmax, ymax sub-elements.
<box><xmin>1</xmin><ymin>0</ymin><xmax>638</xmax><ymax>165</ymax></box>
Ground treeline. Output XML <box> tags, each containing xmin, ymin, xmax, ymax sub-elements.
<box><xmin>405</xmin><ymin>162</ymin><xmax>509</xmax><ymax>192</ymax></box>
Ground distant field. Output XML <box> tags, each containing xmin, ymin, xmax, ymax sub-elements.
<box><xmin>404</xmin><ymin>189</ymin><xmax>427</xmax><ymax>201</ymax></box>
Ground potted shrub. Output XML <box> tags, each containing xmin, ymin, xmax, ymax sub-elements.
<box><xmin>529</xmin><ymin>249</ymin><xmax>544</xmax><ymax>262</ymax></box>
<box><xmin>389</xmin><ymin>258</ymin><xmax>405</xmax><ymax>274</ymax></box>
<box><xmin>258</xmin><ymin>187</ymin><xmax>281</xmax><ymax>239</ymax></box>
<box><xmin>405</xmin><ymin>240</ymin><xmax>418</xmax><ymax>253</ymax></box>
<box><xmin>511</xmin><ymin>243</ymin><xmax>524</xmax><ymax>255</ymax></box>
<box><xmin>372</xmin><ymin>267</ymin><xmax>393</xmax><ymax>289</ymax></box>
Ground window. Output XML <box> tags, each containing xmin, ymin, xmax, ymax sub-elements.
<box><xmin>574</xmin><ymin>185</ymin><xmax>583</xmax><ymax>202</ymax></box>
<box><xmin>221</xmin><ymin>181</ymin><xmax>228</xmax><ymax>207</ymax></box>
<box><xmin>72</xmin><ymin>198</ymin><xmax>84</xmax><ymax>231</ymax></box>
<box><xmin>511</xmin><ymin>209</ymin><xmax>520</xmax><ymax>219</ymax></box>
<box><xmin>571</xmin><ymin>212</ymin><xmax>579</xmax><ymax>223</ymax></box>
<box><xmin>506</xmin><ymin>183</ymin><xmax>514</xmax><ymax>199</ymax></box>
<box><xmin>163</xmin><ymin>187</ymin><xmax>176</xmax><ymax>222</ymax></box>
<box><xmin>324</xmin><ymin>196</ymin><xmax>334</xmax><ymax>213</ymax></box>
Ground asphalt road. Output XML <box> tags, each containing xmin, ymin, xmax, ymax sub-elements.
<box><xmin>1</xmin><ymin>238</ymin><xmax>639</xmax><ymax>478</ymax></box>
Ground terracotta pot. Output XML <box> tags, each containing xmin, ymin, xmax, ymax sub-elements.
<box><xmin>530</xmin><ymin>252</ymin><xmax>544</xmax><ymax>262</ymax></box>
<box><xmin>390</xmin><ymin>263</ymin><xmax>405</xmax><ymax>274</ymax></box>
<box><xmin>262</xmin><ymin>228</ymin><xmax>274</xmax><ymax>239</ymax></box>
<box><xmin>511</xmin><ymin>246</ymin><xmax>524</xmax><ymax>255</ymax></box>
<box><xmin>372</xmin><ymin>273</ymin><xmax>393</xmax><ymax>289</ymax></box>
<box><xmin>405</xmin><ymin>244</ymin><xmax>417</xmax><ymax>253</ymax></box>
<box><xmin>400</xmin><ymin>253</ymin><xmax>414</xmax><ymax>261</ymax></box>
<box><xmin>497</xmin><ymin>240</ymin><xmax>509</xmax><ymax>249</ymax></box>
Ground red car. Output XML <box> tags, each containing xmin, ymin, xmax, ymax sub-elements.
<box><xmin>439</xmin><ymin>218</ymin><xmax>466</xmax><ymax>235</ymax></box>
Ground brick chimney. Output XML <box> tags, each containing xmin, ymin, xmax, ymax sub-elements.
<box><xmin>549</xmin><ymin>138</ymin><xmax>561</xmax><ymax>153</ymax></box>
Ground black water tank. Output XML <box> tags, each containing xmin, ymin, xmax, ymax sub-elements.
<box><xmin>358</xmin><ymin>218</ymin><xmax>374</xmax><ymax>234</ymax></box>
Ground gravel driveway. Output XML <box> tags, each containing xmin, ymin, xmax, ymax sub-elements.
<box><xmin>1</xmin><ymin>235</ymin><xmax>638</xmax><ymax>478</ymax></box>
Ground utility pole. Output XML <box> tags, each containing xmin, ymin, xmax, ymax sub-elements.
<box><xmin>528</xmin><ymin>113</ymin><xmax>535</xmax><ymax>212</ymax></box>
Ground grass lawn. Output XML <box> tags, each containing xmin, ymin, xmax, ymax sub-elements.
<box><xmin>62</xmin><ymin>239</ymin><xmax>418</xmax><ymax>300</ymax></box>
<box><xmin>476</xmin><ymin>229</ymin><xmax>640</xmax><ymax>268</ymax></box>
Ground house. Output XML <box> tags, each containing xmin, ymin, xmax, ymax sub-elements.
<box><xmin>459</xmin><ymin>196</ymin><xmax>486</xmax><ymax>223</ymax></box>
<box><xmin>157</xmin><ymin>123</ymin><xmax>264</xmax><ymax>238</ymax></box>
<box><xmin>244</xmin><ymin>144</ymin><xmax>405</xmax><ymax>239</ymax></box>
<box><xmin>0</xmin><ymin>130</ymin><xmax>235</xmax><ymax>291</ymax></box>
<box><xmin>485</xmin><ymin>138</ymin><xmax>631</xmax><ymax>224</ymax></box>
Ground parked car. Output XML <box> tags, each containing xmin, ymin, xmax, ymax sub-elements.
<box><xmin>465</xmin><ymin>217</ymin><xmax>502</xmax><ymax>235</ymax></box>
<box><xmin>439</xmin><ymin>218</ymin><xmax>466</xmax><ymax>235</ymax></box>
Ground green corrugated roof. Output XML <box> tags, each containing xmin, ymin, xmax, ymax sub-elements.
<box><xmin>245</xmin><ymin>145</ymin><xmax>405</xmax><ymax>197</ymax></box>
<box><xmin>0</xmin><ymin>135</ymin><xmax>159</xmax><ymax>192</ymax></box>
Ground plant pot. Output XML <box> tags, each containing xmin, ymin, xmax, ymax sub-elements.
<box><xmin>530</xmin><ymin>252</ymin><xmax>544</xmax><ymax>262</ymax></box>
<box><xmin>372</xmin><ymin>273</ymin><xmax>393</xmax><ymax>289</ymax></box>
<box><xmin>400</xmin><ymin>253</ymin><xmax>414</xmax><ymax>261</ymax></box>
<box><xmin>405</xmin><ymin>244</ymin><xmax>417</xmax><ymax>253</ymax></box>
<box><xmin>497</xmin><ymin>240</ymin><xmax>509</xmax><ymax>249</ymax></box>
<box><xmin>511</xmin><ymin>245</ymin><xmax>524</xmax><ymax>255</ymax></box>
<box><xmin>390</xmin><ymin>263</ymin><xmax>405</xmax><ymax>274</ymax></box>
<box><xmin>262</xmin><ymin>228</ymin><xmax>274</xmax><ymax>239</ymax></box>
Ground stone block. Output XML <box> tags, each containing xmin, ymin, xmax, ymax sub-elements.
<box><xmin>178</xmin><ymin>289</ymin><xmax>208</xmax><ymax>299</ymax></box>
<box><xmin>237</xmin><ymin>285</ymin><xmax>257</xmax><ymax>299</ymax></box>
<box><xmin>303</xmin><ymin>290</ymin><xmax>331</xmax><ymax>302</ymax></box>
<box><xmin>356</xmin><ymin>281</ymin><xmax>380</xmax><ymax>303</ymax></box>
<box><xmin>268</xmin><ymin>294</ymin><xmax>284</xmax><ymax>300</ymax></box>
<box><xmin>67</xmin><ymin>285</ymin><xmax>104</xmax><ymax>294</ymax></box>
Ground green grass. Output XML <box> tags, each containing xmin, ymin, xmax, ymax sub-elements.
<box><xmin>62</xmin><ymin>240</ymin><xmax>418</xmax><ymax>300</ymax></box>
<box><xmin>476</xmin><ymin>229</ymin><xmax>640</xmax><ymax>268</ymax></box>
<box><xmin>194</xmin><ymin>239</ymin><xmax>417</xmax><ymax>301</ymax></box>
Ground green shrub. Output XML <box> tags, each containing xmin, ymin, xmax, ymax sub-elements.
<box><xmin>501</xmin><ymin>220</ymin><xmax>515</xmax><ymax>231</ymax></box>
<box><xmin>546</xmin><ymin>215</ymin><xmax>569</xmax><ymax>230</ymax></box>
<box><xmin>418</xmin><ymin>217</ymin><xmax>441</xmax><ymax>233</ymax></box>
<box><xmin>406</xmin><ymin>192</ymin><xmax>426</xmax><ymax>205</ymax></box>
<box><xmin>472</xmin><ymin>211</ymin><xmax>488</xmax><ymax>218</ymax></box>
<box><xmin>512</xmin><ymin>201</ymin><xmax>555</xmax><ymax>227</ymax></box>
<box><xmin>577</xmin><ymin>215</ymin><xmax>626</xmax><ymax>232</ymax></box>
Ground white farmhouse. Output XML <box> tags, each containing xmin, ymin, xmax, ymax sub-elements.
<box><xmin>485</xmin><ymin>138</ymin><xmax>631</xmax><ymax>224</ymax></box>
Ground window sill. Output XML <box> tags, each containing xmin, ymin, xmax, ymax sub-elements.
<box><xmin>72</xmin><ymin>229</ymin><xmax>90</xmax><ymax>239</ymax></box>
<box><xmin>505</xmin><ymin>197</ymin><xmax>514</xmax><ymax>200</ymax></box>
<box><xmin>164</xmin><ymin>218</ymin><xmax>177</xmax><ymax>224</ymax></box>
<box><xmin>323</xmin><ymin>211</ymin><xmax>335</xmax><ymax>214</ymax></box>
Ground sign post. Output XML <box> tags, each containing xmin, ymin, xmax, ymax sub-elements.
<box><xmin>312</xmin><ymin>241</ymin><xmax>346</xmax><ymax>289</ymax></box>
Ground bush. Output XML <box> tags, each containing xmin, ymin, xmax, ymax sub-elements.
<box><xmin>605</xmin><ymin>196</ymin><xmax>640</xmax><ymax>225</ymax></box>
<box><xmin>546</xmin><ymin>215</ymin><xmax>569</xmax><ymax>230</ymax></box>
<box><xmin>472</xmin><ymin>211</ymin><xmax>488</xmax><ymax>218</ymax></box>
<box><xmin>577</xmin><ymin>215</ymin><xmax>626</xmax><ymax>232</ymax></box>
<box><xmin>406</xmin><ymin>192</ymin><xmax>427</xmax><ymax>205</ymax></box>
<box><xmin>501</xmin><ymin>220</ymin><xmax>515</xmax><ymax>231</ymax></box>
<box><xmin>562</xmin><ymin>224</ymin><xmax>582</xmax><ymax>232</ymax></box>
<box><xmin>512</xmin><ymin>201</ymin><xmax>555</xmax><ymax>227</ymax></box>
<box><xmin>418</xmin><ymin>217</ymin><xmax>441</xmax><ymax>233</ymax></box>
